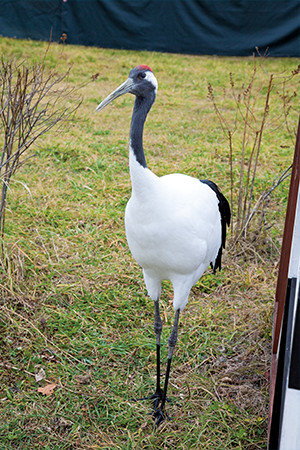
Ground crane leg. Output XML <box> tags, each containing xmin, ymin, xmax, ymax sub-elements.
<box><xmin>152</xmin><ymin>299</ymin><xmax>163</xmax><ymax>408</ymax></box>
<box><xmin>153</xmin><ymin>308</ymin><xmax>180</xmax><ymax>428</ymax></box>
<box><xmin>131</xmin><ymin>300</ymin><xmax>163</xmax><ymax>407</ymax></box>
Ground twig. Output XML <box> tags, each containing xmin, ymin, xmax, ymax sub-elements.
<box><xmin>241</xmin><ymin>165</ymin><xmax>292</xmax><ymax>236</ymax></box>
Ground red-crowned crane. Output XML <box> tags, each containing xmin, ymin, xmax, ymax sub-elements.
<box><xmin>96</xmin><ymin>65</ymin><xmax>231</xmax><ymax>427</ymax></box>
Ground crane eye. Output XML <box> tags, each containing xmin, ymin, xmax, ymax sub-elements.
<box><xmin>138</xmin><ymin>72</ymin><xmax>146</xmax><ymax>80</ymax></box>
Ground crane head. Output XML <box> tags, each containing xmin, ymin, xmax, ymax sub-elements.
<box><xmin>96</xmin><ymin>65</ymin><xmax>157</xmax><ymax>112</ymax></box>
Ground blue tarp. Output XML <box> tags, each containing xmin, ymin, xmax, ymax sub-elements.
<box><xmin>0</xmin><ymin>0</ymin><xmax>299</xmax><ymax>56</ymax></box>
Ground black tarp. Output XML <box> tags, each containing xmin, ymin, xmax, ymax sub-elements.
<box><xmin>0</xmin><ymin>0</ymin><xmax>299</xmax><ymax>56</ymax></box>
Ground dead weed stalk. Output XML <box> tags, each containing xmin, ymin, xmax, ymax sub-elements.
<box><xmin>0</xmin><ymin>55</ymin><xmax>82</xmax><ymax>263</ymax></box>
<box><xmin>208</xmin><ymin>57</ymin><xmax>300</xmax><ymax>253</ymax></box>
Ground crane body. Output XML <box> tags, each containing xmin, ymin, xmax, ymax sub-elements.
<box><xmin>96</xmin><ymin>65</ymin><xmax>230</xmax><ymax>426</ymax></box>
<box><xmin>126</xmin><ymin>171</ymin><xmax>222</xmax><ymax>311</ymax></box>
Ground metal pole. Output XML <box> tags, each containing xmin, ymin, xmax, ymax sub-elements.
<box><xmin>268</xmin><ymin>115</ymin><xmax>300</xmax><ymax>441</ymax></box>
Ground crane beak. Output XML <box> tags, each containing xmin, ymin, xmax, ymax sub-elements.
<box><xmin>96</xmin><ymin>78</ymin><xmax>134</xmax><ymax>112</ymax></box>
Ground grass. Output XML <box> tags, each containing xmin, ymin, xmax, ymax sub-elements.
<box><xmin>0</xmin><ymin>37</ymin><xmax>299</xmax><ymax>449</ymax></box>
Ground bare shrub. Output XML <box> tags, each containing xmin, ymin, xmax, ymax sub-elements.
<box><xmin>0</xmin><ymin>55</ymin><xmax>81</xmax><ymax>259</ymax></box>
<box><xmin>207</xmin><ymin>57</ymin><xmax>300</xmax><ymax>250</ymax></box>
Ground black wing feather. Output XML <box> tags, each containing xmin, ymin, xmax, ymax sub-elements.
<box><xmin>200</xmin><ymin>179</ymin><xmax>231</xmax><ymax>272</ymax></box>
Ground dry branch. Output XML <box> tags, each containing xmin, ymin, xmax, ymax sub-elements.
<box><xmin>208</xmin><ymin>57</ymin><xmax>299</xmax><ymax>249</ymax></box>
<box><xmin>0</xmin><ymin>57</ymin><xmax>81</xmax><ymax>253</ymax></box>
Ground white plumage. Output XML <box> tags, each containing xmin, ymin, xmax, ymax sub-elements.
<box><xmin>96</xmin><ymin>65</ymin><xmax>230</xmax><ymax>427</ymax></box>
<box><xmin>125</xmin><ymin>151</ymin><xmax>222</xmax><ymax>311</ymax></box>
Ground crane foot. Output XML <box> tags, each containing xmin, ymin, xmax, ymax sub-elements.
<box><xmin>131</xmin><ymin>389</ymin><xmax>173</xmax><ymax>409</ymax></box>
<box><xmin>153</xmin><ymin>405</ymin><xmax>171</xmax><ymax>428</ymax></box>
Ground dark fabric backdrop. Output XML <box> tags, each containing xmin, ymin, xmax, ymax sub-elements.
<box><xmin>0</xmin><ymin>0</ymin><xmax>299</xmax><ymax>56</ymax></box>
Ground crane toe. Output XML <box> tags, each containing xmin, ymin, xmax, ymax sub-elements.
<box><xmin>153</xmin><ymin>405</ymin><xmax>171</xmax><ymax>428</ymax></box>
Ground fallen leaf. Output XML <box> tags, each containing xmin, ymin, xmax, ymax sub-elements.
<box><xmin>37</xmin><ymin>383</ymin><xmax>57</xmax><ymax>396</ymax></box>
<box><xmin>53</xmin><ymin>416</ymin><xmax>73</xmax><ymax>429</ymax></box>
<box><xmin>219</xmin><ymin>377</ymin><xmax>233</xmax><ymax>384</ymax></box>
<box><xmin>74</xmin><ymin>373</ymin><xmax>91</xmax><ymax>384</ymax></box>
<box><xmin>35</xmin><ymin>368</ymin><xmax>46</xmax><ymax>382</ymax></box>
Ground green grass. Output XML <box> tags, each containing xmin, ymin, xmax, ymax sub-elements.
<box><xmin>0</xmin><ymin>37</ymin><xmax>299</xmax><ymax>449</ymax></box>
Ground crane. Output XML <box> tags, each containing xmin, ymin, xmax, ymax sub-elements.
<box><xmin>96</xmin><ymin>65</ymin><xmax>231</xmax><ymax>427</ymax></box>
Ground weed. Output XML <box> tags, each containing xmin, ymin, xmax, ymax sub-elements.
<box><xmin>207</xmin><ymin>55</ymin><xmax>299</xmax><ymax>249</ymax></box>
<box><xmin>0</xmin><ymin>54</ymin><xmax>82</xmax><ymax>256</ymax></box>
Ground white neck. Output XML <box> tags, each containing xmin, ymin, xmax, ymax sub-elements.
<box><xmin>129</xmin><ymin>144</ymin><xmax>157</xmax><ymax>200</ymax></box>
